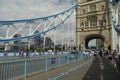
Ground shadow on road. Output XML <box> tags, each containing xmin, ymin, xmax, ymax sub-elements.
<box><xmin>82</xmin><ymin>57</ymin><xmax>120</xmax><ymax>80</ymax></box>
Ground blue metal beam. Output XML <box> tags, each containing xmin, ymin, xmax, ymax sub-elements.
<box><xmin>0</xmin><ymin>3</ymin><xmax>77</xmax><ymax>25</ymax></box>
<box><xmin>0</xmin><ymin>3</ymin><xmax>77</xmax><ymax>42</ymax></box>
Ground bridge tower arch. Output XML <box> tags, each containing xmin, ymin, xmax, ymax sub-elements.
<box><xmin>85</xmin><ymin>34</ymin><xmax>105</xmax><ymax>50</ymax></box>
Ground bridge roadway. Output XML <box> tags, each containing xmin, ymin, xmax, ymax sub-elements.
<box><xmin>0</xmin><ymin>54</ymin><xmax>65</xmax><ymax>61</ymax></box>
<box><xmin>16</xmin><ymin>56</ymin><xmax>120</xmax><ymax>80</ymax></box>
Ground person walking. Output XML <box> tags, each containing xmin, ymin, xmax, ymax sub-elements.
<box><xmin>26</xmin><ymin>48</ymin><xmax>29</xmax><ymax>58</ymax></box>
<box><xmin>21</xmin><ymin>49</ymin><xmax>24</xmax><ymax>58</ymax></box>
<box><xmin>113</xmin><ymin>50</ymin><xmax>118</xmax><ymax>62</ymax></box>
<box><xmin>108</xmin><ymin>51</ymin><xmax>112</xmax><ymax>64</ymax></box>
<box><xmin>113</xmin><ymin>49</ymin><xmax>118</xmax><ymax>66</ymax></box>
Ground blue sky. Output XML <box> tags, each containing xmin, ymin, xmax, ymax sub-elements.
<box><xmin>0</xmin><ymin>0</ymin><xmax>74</xmax><ymax>20</ymax></box>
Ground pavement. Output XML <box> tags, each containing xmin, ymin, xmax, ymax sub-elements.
<box><xmin>17</xmin><ymin>56</ymin><xmax>120</xmax><ymax>80</ymax></box>
<box><xmin>59</xmin><ymin>57</ymin><xmax>120</xmax><ymax>80</ymax></box>
<box><xmin>16</xmin><ymin>57</ymin><xmax>92</xmax><ymax>80</ymax></box>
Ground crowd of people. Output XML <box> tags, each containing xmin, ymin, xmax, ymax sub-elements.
<box><xmin>83</xmin><ymin>49</ymin><xmax>120</xmax><ymax>74</ymax></box>
<box><xmin>83</xmin><ymin>49</ymin><xmax>120</xmax><ymax>66</ymax></box>
<box><xmin>97</xmin><ymin>49</ymin><xmax>120</xmax><ymax>72</ymax></box>
<box><xmin>98</xmin><ymin>49</ymin><xmax>120</xmax><ymax>66</ymax></box>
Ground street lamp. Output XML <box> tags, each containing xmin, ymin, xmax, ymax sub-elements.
<box><xmin>71</xmin><ymin>40</ymin><xmax>73</xmax><ymax>50</ymax></box>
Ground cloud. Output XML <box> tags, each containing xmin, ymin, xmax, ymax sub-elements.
<box><xmin>0</xmin><ymin>0</ymin><xmax>76</xmax><ymax>45</ymax></box>
<box><xmin>0</xmin><ymin>0</ymin><xmax>74</xmax><ymax>20</ymax></box>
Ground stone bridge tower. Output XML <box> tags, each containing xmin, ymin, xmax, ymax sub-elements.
<box><xmin>76</xmin><ymin>0</ymin><xmax>112</xmax><ymax>51</ymax></box>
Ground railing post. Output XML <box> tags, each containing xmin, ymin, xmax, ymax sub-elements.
<box><xmin>67</xmin><ymin>56</ymin><xmax>69</xmax><ymax>64</ymax></box>
<box><xmin>74</xmin><ymin>55</ymin><xmax>75</xmax><ymax>61</ymax></box>
<box><xmin>24</xmin><ymin>60</ymin><xmax>27</xmax><ymax>80</ymax></box>
<box><xmin>58</xmin><ymin>56</ymin><xmax>61</xmax><ymax>66</ymax></box>
<box><xmin>82</xmin><ymin>54</ymin><xmax>84</xmax><ymax>59</ymax></box>
<box><xmin>45</xmin><ymin>58</ymin><xmax>48</xmax><ymax>72</ymax></box>
<box><xmin>78</xmin><ymin>54</ymin><xmax>80</xmax><ymax>61</ymax></box>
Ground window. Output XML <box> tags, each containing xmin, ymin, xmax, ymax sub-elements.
<box><xmin>99</xmin><ymin>19</ymin><xmax>106</xmax><ymax>26</ymax></box>
<box><xmin>83</xmin><ymin>9</ymin><xmax>85</xmax><ymax>14</ymax></box>
<box><xmin>89</xmin><ymin>15</ymin><xmax>97</xmax><ymax>26</ymax></box>
<box><xmin>90</xmin><ymin>21</ymin><xmax>97</xmax><ymax>26</ymax></box>
<box><xmin>85</xmin><ymin>21</ymin><xmax>88</xmax><ymax>26</ymax></box>
<box><xmin>81</xmin><ymin>22</ymin><xmax>84</xmax><ymax>27</ymax></box>
<box><xmin>104</xmin><ymin>19</ymin><xmax>106</xmax><ymax>23</ymax></box>
<box><xmin>101</xmin><ymin>5</ymin><xmax>104</xmax><ymax>11</ymax></box>
<box><xmin>90</xmin><ymin>5</ymin><xmax>96</xmax><ymax>12</ymax></box>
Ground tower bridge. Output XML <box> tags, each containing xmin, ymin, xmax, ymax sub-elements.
<box><xmin>0</xmin><ymin>0</ymin><xmax>119</xmax><ymax>52</ymax></box>
<box><xmin>0</xmin><ymin>1</ymin><xmax>120</xmax><ymax>80</ymax></box>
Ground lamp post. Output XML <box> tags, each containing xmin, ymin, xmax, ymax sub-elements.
<box><xmin>71</xmin><ymin>40</ymin><xmax>73</xmax><ymax>50</ymax></box>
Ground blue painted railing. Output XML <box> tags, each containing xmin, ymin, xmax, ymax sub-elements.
<box><xmin>0</xmin><ymin>52</ymin><xmax>88</xmax><ymax>80</ymax></box>
<box><xmin>48</xmin><ymin>59</ymin><xmax>92</xmax><ymax>80</ymax></box>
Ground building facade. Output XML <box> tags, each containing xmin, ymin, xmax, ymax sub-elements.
<box><xmin>110</xmin><ymin>0</ymin><xmax>120</xmax><ymax>52</ymax></box>
<box><xmin>76</xmin><ymin>0</ymin><xmax>112</xmax><ymax>50</ymax></box>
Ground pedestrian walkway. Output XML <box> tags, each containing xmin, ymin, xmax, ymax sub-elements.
<box><xmin>17</xmin><ymin>58</ymin><xmax>92</xmax><ymax>80</ymax></box>
<box><xmin>59</xmin><ymin>57</ymin><xmax>120</xmax><ymax>80</ymax></box>
<box><xmin>17</xmin><ymin>57</ymin><xmax>120</xmax><ymax>80</ymax></box>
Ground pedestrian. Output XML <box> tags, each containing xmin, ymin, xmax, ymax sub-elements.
<box><xmin>113</xmin><ymin>49</ymin><xmax>118</xmax><ymax>64</ymax></box>
<box><xmin>21</xmin><ymin>49</ymin><xmax>24</xmax><ymax>58</ymax></box>
<box><xmin>108</xmin><ymin>51</ymin><xmax>112</xmax><ymax>63</ymax></box>
<box><xmin>18</xmin><ymin>50</ymin><xmax>21</xmax><ymax>57</ymax></box>
<box><xmin>105</xmin><ymin>50</ymin><xmax>109</xmax><ymax>56</ymax></box>
<box><xmin>99</xmin><ymin>50</ymin><xmax>103</xmax><ymax>57</ymax></box>
<box><xmin>39</xmin><ymin>50</ymin><xmax>41</xmax><ymax>56</ymax></box>
<box><xmin>26</xmin><ymin>48</ymin><xmax>29</xmax><ymax>58</ymax></box>
<box><xmin>13</xmin><ymin>49</ymin><xmax>16</xmax><ymax>57</ymax></box>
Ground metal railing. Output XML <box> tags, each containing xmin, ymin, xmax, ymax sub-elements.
<box><xmin>0</xmin><ymin>52</ymin><xmax>88</xmax><ymax>80</ymax></box>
